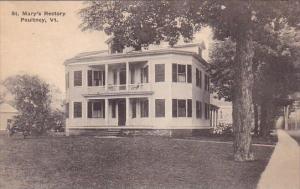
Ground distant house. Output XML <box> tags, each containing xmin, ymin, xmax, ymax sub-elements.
<box><xmin>64</xmin><ymin>40</ymin><xmax>219</xmax><ymax>136</ymax></box>
<box><xmin>211</xmin><ymin>98</ymin><xmax>232</xmax><ymax>125</ymax></box>
<box><xmin>0</xmin><ymin>102</ymin><xmax>18</xmax><ymax>131</ymax></box>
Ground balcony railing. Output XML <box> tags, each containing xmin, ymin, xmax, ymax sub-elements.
<box><xmin>86</xmin><ymin>83</ymin><xmax>151</xmax><ymax>93</ymax></box>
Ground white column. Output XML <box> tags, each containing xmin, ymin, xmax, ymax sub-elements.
<box><xmin>126</xmin><ymin>98</ymin><xmax>130</xmax><ymax>126</ymax></box>
<box><xmin>105</xmin><ymin>99</ymin><xmax>109</xmax><ymax>126</ymax></box>
<box><xmin>105</xmin><ymin>64</ymin><xmax>108</xmax><ymax>91</ymax></box>
<box><xmin>216</xmin><ymin>110</ymin><xmax>218</xmax><ymax>127</ymax></box>
<box><xmin>126</xmin><ymin>62</ymin><xmax>129</xmax><ymax>90</ymax></box>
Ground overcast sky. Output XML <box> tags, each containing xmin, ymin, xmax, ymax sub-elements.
<box><xmin>0</xmin><ymin>1</ymin><xmax>213</xmax><ymax>94</ymax></box>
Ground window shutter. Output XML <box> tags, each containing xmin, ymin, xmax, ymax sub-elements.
<box><xmin>88</xmin><ymin>101</ymin><xmax>92</xmax><ymax>118</ymax></box>
<box><xmin>199</xmin><ymin>101</ymin><xmax>202</xmax><ymax>118</ymax></box>
<box><xmin>155</xmin><ymin>99</ymin><xmax>165</xmax><ymax>117</ymax></box>
<box><xmin>172</xmin><ymin>64</ymin><xmax>177</xmax><ymax>82</ymax></box>
<box><xmin>88</xmin><ymin>70</ymin><xmax>92</xmax><ymax>86</ymax></box>
<box><xmin>172</xmin><ymin>99</ymin><xmax>177</xmax><ymax>117</ymax></box>
<box><xmin>103</xmin><ymin>71</ymin><xmax>105</xmax><ymax>85</ymax></box>
<box><xmin>187</xmin><ymin>99</ymin><xmax>192</xmax><ymax>117</ymax></box>
<box><xmin>66</xmin><ymin>103</ymin><xmax>69</xmax><ymax>118</ymax></box>
<box><xmin>187</xmin><ymin>65</ymin><xmax>192</xmax><ymax>83</ymax></box>
<box><xmin>199</xmin><ymin>71</ymin><xmax>202</xmax><ymax>88</ymax></box>
<box><xmin>74</xmin><ymin>71</ymin><xmax>82</xmax><ymax>86</ymax></box>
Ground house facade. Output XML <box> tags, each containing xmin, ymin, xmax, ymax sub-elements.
<box><xmin>0</xmin><ymin>102</ymin><xmax>18</xmax><ymax>131</ymax></box>
<box><xmin>64</xmin><ymin>43</ymin><xmax>212</xmax><ymax>136</ymax></box>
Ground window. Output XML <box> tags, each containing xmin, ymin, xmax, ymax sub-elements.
<box><xmin>88</xmin><ymin>70</ymin><xmax>105</xmax><ymax>86</ymax></box>
<box><xmin>205</xmin><ymin>75</ymin><xmax>209</xmax><ymax>91</ymax></box>
<box><xmin>178</xmin><ymin>100</ymin><xmax>186</xmax><ymax>117</ymax></box>
<box><xmin>130</xmin><ymin>68</ymin><xmax>135</xmax><ymax>84</ymax></box>
<box><xmin>187</xmin><ymin>65</ymin><xmax>192</xmax><ymax>83</ymax></box>
<box><xmin>132</xmin><ymin>99</ymin><xmax>136</xmax><ymax>118</ymax></box>
<box><xmin>74</xmin><ymin>71</ymin><xmax>82</xmax><ymax>86</ymax></box>
<box><xmin>155</xmin><ymin>64</ymin><xmax>165</xmax><ymax>82</ymax></box>
<box><xmin>140</xmin><ymin>99</ymin><xmax>149</xmax><ymax>117</ymax></box>
<box><xmin>111</xmin><ymin>101</ymin><xmax>116</xmax><ymax>118</ymax></box>
<box><xmin>172</xmin><ymin>99</ymin><xmax>192</xmax><ymax>117</ymax></box>
<box><xmin>155</xmin><ymin>99</ymin><xmax>165</xmax><ymax>117</ymax></box>
<box><xmin>113</xmin><ymin>70</ymin><xmax>118</xmax><ymax>85</ymax></box>
<box><xmin>66</xmin><ymin>72</ymin><xmax>69</xmax><ymax>89</ymax></box>
<box><xmin>196</xmin><ymin>101</ymin><xmax>202</xmax><ymax>118</ymax></box>
<box><xmin>88</xmin><ymin>100</ymin><xmax>105</xmax><ymax>118</ymax></box>
<box><xmin>178</xmin><ymin>64</ymin><xmax>186</xmax><ymax>82</ymax></box>
<box><xmin>187</xmin><ymin>99</ymin><xmax>192</xmax><ymax>117</ymax></box>
<box><xmin>172</xmin><ymin>64</ymin><xmax>190</xmax><ymax>83</ymax></box>
<box><xmin>141</xmin><ymin>66</ymin><xmax>148</xmax><ymax>83</ymax></box>
<box><xmin>73</xmin><ymin>102</ymin><xmax>82</xmax><ymax>118</ymax></box>
<box><xmin>66</xmin><ymin>103</ymin><xmax>69</xmax><ymax>118</ymax></box>
<box><xmin>196</xmin><ymin>68</ymin><xmax>202</xmax><ymax>88</ymax></box>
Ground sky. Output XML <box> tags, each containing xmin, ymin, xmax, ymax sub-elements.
<box><xmin>0</xmin><ymin>1</ymin><xmax>213</xmax><ymax>95</ymax></box>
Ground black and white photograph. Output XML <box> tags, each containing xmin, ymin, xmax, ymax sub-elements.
<box><xmin>0</xmin><ymin>1</ymin><xmax>299</xmax><ymax>188</ymax></box>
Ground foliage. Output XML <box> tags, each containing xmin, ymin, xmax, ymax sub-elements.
<box><xmin>212</xmin><ymin>123</ymin><xmax>233</xmax><ymax>136</ymax></box>
<box><xmin>4</xmin><ymin>74</ymin><xmax>53</xmax><ymax>137</ymax></box>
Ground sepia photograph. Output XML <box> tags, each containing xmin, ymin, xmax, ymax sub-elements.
<box><xmin>0</xmin><ymin>1</ymin><xmax>299</xmax><ymax>189</ymax></box>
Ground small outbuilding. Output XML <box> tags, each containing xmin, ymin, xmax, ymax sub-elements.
<box><xmin>0</xmin><ymin>102</ymin><xmax>18</xmax><ymax>131</ymax></box>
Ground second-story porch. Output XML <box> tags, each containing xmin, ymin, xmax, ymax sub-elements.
<box><xmin>86</xmin><ymin>61</ymin><xmax>152</xmax><ymax>95</ymax></box>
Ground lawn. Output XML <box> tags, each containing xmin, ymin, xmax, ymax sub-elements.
<box><xmin>0</xmin><ymin>135</ymin><xmax>274</xmax><ymax>189</ymax></box>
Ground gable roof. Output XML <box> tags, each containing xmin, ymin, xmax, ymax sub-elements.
<box><xmin>0</xmin><ymin>103</ymin><xmax>18</xmax><ymax>113</ymax></box>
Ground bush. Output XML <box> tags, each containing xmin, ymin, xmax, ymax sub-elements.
<box><xmin>213</xmin><ymin>123</ymin><xmax>233</xmax><ymax>135</ymax></box>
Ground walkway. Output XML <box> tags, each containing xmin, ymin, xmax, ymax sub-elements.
<box><xmin>257</xmin><ymin>129</ymin><xmax>300</xmax><ymax>189</ymax></box>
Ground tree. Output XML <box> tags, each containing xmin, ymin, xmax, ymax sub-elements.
<box><xmin>4</xmin><ymin>74</ymin><xmax>52</xmax><ymax>137</ymax></box>
<box><xmin>79</xmin><ymin>0</ymin><xmax>300</xmax><ymax>161</ymax></box>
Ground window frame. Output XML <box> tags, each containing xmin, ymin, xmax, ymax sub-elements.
<box><xmin>73</xmin><ymin>102</ymin><xmax>82</xmax><ymax>118</ymax></box>
<box><xmin>155</xmin><ymin>99</ymin><xmax>165</xmax><ymax>117</ymax></box>
<box><xmin>155</xmin><ymin>64</ymin><xmax>165</xmax><ymax>82</ymax></box>
<box><xmin>140</xmin><ymin>99</ymin><xmax>149</xmax><ymax>117</ymax></box>
<box><xmin>74</xmin><ymin>71</ymin><xmax>82</xmax><ymax>87</ymax></box>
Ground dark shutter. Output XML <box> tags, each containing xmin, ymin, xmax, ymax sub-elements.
<box><xmin>66</xmin><ymin>103</ymin><xmax>69</xmax><ymax>118</ymax></box>
<box><xmin>187</xmin><ymin>99</ymin><xmax>192</xmax><ymax>117</ymax></box>
<box><xmin>199</xmin><ymin>71</ymin><xmax>202</xmax><ymax>88</ymax></box>
<box><xmin>88</xmin><ymin>101</ymin><xmax>92</xmax><ymax>118</ymax></box>
<box><xmin>88</xmin><ymin>70</ymin><xmax>93</xmax><ymax>86</ymax></box>
<box><xmin>103</xmin><ymin>71</ymin><xmax>105</xmax><ymax>85</ymax></box>
<box><xmin>102</xmin><ymin>99</ymin><xmax>105</xmax><ymax>118</ymax></box>
<box><xmin>74</xmin><ymin>71</ymin><xmax>82</xmax><ymax>86</ymax></box>
<box><xmin>187</xmin><ymin>65</ymin><xmax>192</xmax><ymax>83</ymax></box>
<box><xmin>199</xmin><ymin>102</ymin><xmax>202</xmax><ymax>118</ymax></box>
<box><xmin>172</xmin><ymin>99</ymin><xmax>177</xmax><ymax>117</ymax></box>
<box><xmin>172</xmin><ymin>64</ymin><xmax>177</xmax><ymax>82</ymax></box>
<box><xmin>196</xmin><ymin>69</ymin><xmax>199</xmax><ymax>87</ymax></box>
<box><xmin>112</xmin><ymin>101</ymin><xmax>116</xmax><ymax>118</ymax></box>
<box><xmin>155</xmin><ymin>99</ymin><xmax>165</xmax><ymax>117</ymax></box>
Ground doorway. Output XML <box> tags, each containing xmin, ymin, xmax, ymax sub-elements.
<box><xmin>118</xmin><ymin>99</ymin><xmax>126</xmax><ymax>126</ymax></box>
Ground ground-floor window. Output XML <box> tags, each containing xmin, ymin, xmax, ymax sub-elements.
<box><xmin>196</xmin><ymin>101</ymin><xmax>202</xmax><ymax>118</ymax></box>
<box><xmin>111</xmin><ymin>101</ymin><xmax>116</xmax><ymax>118</ymax></box>
<box><xmin>204</xmin><ymin>103</ymin><xmax>210</xmax><ymax>119</ymax></box>
<box><xmin>155</xmin><ymin>99</ymin><xmax>165</xmax><ymax>117</ymax></box>
<box><xmin>172</xmin><ymin>99</ymin><xmax>192</xmax><ymax>117</ymax></box>
<box><xmin>73</xmin><ymin>102</ymin><xmax>82</xmax><ymax>118</ymax></box>
<box><xmin>88</xmin><ymin>100</ymin><xmax>105</xmax><ymax>118</ymax></box>
<box><xmin>132</xmin><ymin>99</ymin><xmax>137</xmax><ymax>118</ymax></box>
<box><xmin>65</xmin><ymin>103</ymin><xmax>69</xmax><ymax>118</ymax></box>
<box><xmin>140</xmin><ymin>99</ymin><xmax>149</xmax><ymax>117</ymax></box>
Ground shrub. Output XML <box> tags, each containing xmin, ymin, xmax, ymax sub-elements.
<box><xmin>213</xmin><ymin>123</ymin><xmax>233</xmax><ymax>135</ymax></box>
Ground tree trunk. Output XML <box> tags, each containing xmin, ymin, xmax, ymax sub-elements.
<box><xmin>254</xmin><ymin>104</ymin><xmax>259</xmax><ymax>136</ymax></box>
<box><xmin>232</xmin><ymin>28</ymin><xmax>255</xmax><ymax>161</ymax></box>
<box><xmin>260</xmin><ymin>101</ymin><xmax>268</xmax><ymax>137</ymax></box>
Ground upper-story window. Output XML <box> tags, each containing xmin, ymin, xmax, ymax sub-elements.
<box><xmin>172</xmin><ymin>64</ymin><xmax>192</xmax><ymax>83</ymax></box>
<box><xmin>141</xmin><ymin>66</ymin><xmax>148</xmax><ymax>83</ymax></box>
<box><xmin>204</xmin><ymin>75</ymin><xmax>210</xmax><ymax>91</ymax></box>
<box><xmin>74</xmin><ymin>71</ymin><xmax>82</xmax><ymax>87</ymax></box>
<box><xmin>88</xmin><ymin>70</ymin><xmax>105</xmax><ymax>86</ymax></box>
<box><xmin>155</xmin><ymin>64</ymin><xmax>165</xmax><ymax>82</ymax></box>
<box><xmin>196</xmin><ymin>68</ymin><xmax>202</xmax><ymax>88</ymax></box>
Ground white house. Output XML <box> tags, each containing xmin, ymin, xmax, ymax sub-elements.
<box><xmin>0</xmin><ymin>102</ymin><xmax>18</xmax><ymax>131</ymax></box>
<box><xmin>64</xmin><ymin>42</ymin><xmax>216</xmax><ymax>136</ymax></box>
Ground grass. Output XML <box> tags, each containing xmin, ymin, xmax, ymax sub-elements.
<box><xmin>0</xmin><ymin>135</ymin><xmax>274</xmax><ymax>189</ymax></box>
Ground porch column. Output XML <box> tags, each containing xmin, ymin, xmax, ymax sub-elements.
<box><xmin>126</xmin><ymin>98</ymin><xmax>130</xmax><ymax>126</ymax></box>
<box><xmin>105</xmin><ymin>64</ymin><xmax>108</xmax><ymax>91</ymax></box>
<box><xmin>216</xmin><ymin>110</ymin><xmax>218</xmax><ymax>127</ymax></box>
<box><xmin>105</xmin><ymin>99</ymin><xmax>109</xmax><ymax>125</ymax></box>
<box><xmin>126</xmin><ymin>62</ymin><xmax>129</xmax><ymax>90</ymax></box>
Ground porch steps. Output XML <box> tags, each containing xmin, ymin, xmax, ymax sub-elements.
<box><xmin>104</xmin><ymin>129</ymin><xmax>122</xmax><ymax>136</ymax></box>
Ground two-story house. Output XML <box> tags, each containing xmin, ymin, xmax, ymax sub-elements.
<box><xmin>64</xmin><ymin>41</ymin><xmax>214</xmax><ymax>136</ymax></box>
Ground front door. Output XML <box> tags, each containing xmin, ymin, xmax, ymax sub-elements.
<box><xmin>118</xmin><ymin>99</ymin><xmax>126</xmax><ymax>126</ymax></box>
